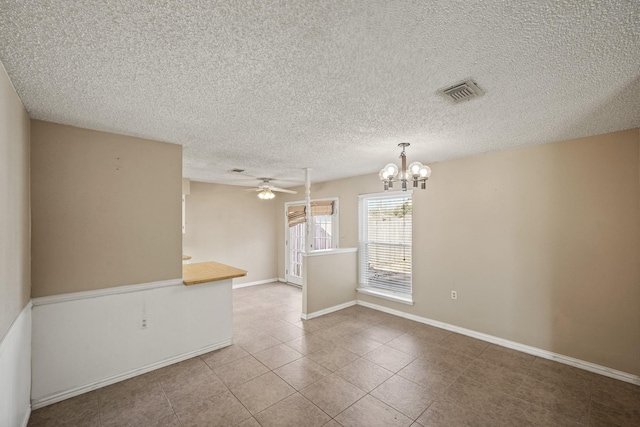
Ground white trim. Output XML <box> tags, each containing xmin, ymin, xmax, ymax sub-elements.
<box><xmin>275</xmin><ymin>277</ymin><xmax>301</xmax><ymax>288</ymax></box>
<box><xmin>358</xmin><ymin>189</ymin><xmax>414</xmax><ymax>200</ymax></box>
<box><xmin>356</xmin><ymin>287</ymin><xmax>414</xmax><ymax>305</ymax></box>
<box><xmin>0</xmin><ymin>301</ymin><xmax>32</xmax><ymax>349</ymax></box>
<box><xmin>31</xmin><ymin>339</ymin><xmax>232</xmax><ymax>409</ymax></box>
<box><xmin>232</xmin><ymin>278</ymin><xmax>279</xmax><ymax>289</ymax></box>
<box><xmin>20</xmin><ymin>407</ymin><xmax>31</xmax><ymax>427</ymax></box>
<box><xmin>302</xmin><ymin>248</ymin><xmax>357</xmax><ymax>257</ymax></box>
<box><xmin>301</xmin><ymin>300</ymin><xmax>357</xmax><ymax>320</ymax></box>
<box><xmin>31</xmin><ymin>278</ymin><xmax>183</xmax><ymax>306</ymax></box>
<box><xmin>356</xmin><ymin>300</ymin><xmax>640</xmax><ymax>386</ymax></box>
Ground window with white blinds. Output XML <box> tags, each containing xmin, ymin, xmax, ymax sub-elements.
<box><xmin>358</xmin><ymin>192</ymin><xmax>412</xmax><ymax>296</ymax></box>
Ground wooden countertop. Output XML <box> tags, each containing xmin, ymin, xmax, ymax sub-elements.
<box><xmin>182</xmin><ymin>255</ymin><xmax>192</xmax><ymax>261</ymax></box>
<box><xmin>182</xmin><ymin>261</ymin><xmax>247</xmax><ymax>286</ymax></box>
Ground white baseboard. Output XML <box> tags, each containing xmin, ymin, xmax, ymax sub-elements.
<box><xmin>272</xmin><ymin>277</ymin><xmax>303</xmax><ymax>289</ymax></box>
<box><xmin>357</xmin><ymin>300</ymin><xmax>640</xmax><ymax>386</ymax></box>
<box><xmin>302</xmin><ymin>300</ymin><xmax>357</xmax><ymax>320</ymax></box>
<box><xmin>232</xmin><ymin>278</ymin><xmax>279</xmax><ymax>289</ymax></box>
<box><xmin>32</xmin><ymin>339</ymin><xmax>232</xmax><ymax>410</ymax></box>
<box><xmin>20</xmin><ymin>406</ymin><xmax>31</xmax><ymax>427</ymax></box>
<box><xmin>277</xmin><ymin>278</ymin><xmax>302</xmax><ymax>288</ymax></box>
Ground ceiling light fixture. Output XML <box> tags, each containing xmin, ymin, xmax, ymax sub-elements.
<box><xmin>379</xmin><ymin>143</ymin><xmax>431</xmax><ymax>191</ymax></box>
<box><xmin>258</xmin><ymin>188</ymin><xmax>275</xmax><ymax>200</ymax></box>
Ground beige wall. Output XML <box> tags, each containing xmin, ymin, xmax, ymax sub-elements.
<box><xmin>0</xmin><ymin>63</ymin><xmax>30</xmax><ymax>339</ymax></box>
<box><xmin>303</xmin><ymin>251</ymin><xmax>358</xmax><ymax>315</ymax></box>
<box><xmin>30</xmin><ymin>121</ymin><xmax>182</xmax><ymax>297</ymax></box>
<box><xmin>278</xmin><ymin>129</ymin><xmax>640</xmax><ymax>375</ymax></box>
<box><xmin>183</xmin><ymin>181</ymin><xmax>278</xmax><ymax>284</ymax></box>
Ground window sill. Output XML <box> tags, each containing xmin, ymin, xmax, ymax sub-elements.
<box><xmin>356</xmin><ymin>287</ymin><xmax>414</xmax><ymax>305</ymax></box>
<box><xmin>303</xmin><ymin>248</ymin><xmax>357</xmax><ymax>257</ymax></box>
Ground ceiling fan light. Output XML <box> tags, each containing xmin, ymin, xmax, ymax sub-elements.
<box><xmin>258</xmin><ymin>189</ymin><xmax>275</xmax><ymax>200</ymax></box>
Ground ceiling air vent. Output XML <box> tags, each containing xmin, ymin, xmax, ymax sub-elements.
<box><xmin>228</xmin><ymin>168</ymin><xmax>245</xmax><ymax>173</ymax></box>
<box><xmin>439</xmin><ymin>79</ymin><xmax>484</xmax><ymax>103</ymax></box>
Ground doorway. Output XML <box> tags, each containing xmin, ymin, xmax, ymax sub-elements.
<box><xmin>286</xmin><ymin>222</ymin><xmax>305</xmax><ymax>285</ymax></box>
<box><xmin>284</xmin><ymin>199</ymin><xmax>338</xmax><ymax>286</ymax></box>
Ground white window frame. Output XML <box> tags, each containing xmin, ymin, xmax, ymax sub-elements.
<box><xmin>284</xmin><ymin>197</ymin><xmax>339</xmax><ymax>282</ymax></box>
<box><xmin>182</xmin><ymin>195</ymin><xmax>186</xmax><ymax>234</ymax></box>
<box><xmin>357</xmin><ymin>191</ymin><xmax>414</xmax><ymax>305</ymax></box>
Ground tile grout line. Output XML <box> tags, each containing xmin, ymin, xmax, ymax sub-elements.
<box><xmin>223</xmin><ymin>379</ymin><xmax>257</xmax><ymax>426</ymax></box>
<box><xmin>97</xmin><ymin>398</ymin><xmax>103</xmax><ymax>427</ymax></box>
<box><xmin>586</xmin><ymin>373</ymin><xmax>595</xmax><ymax>426</ymax></box>
<box><xmin>158</xmin><ymin>378</ymin><xmax>184</xmax><ymax>427</ymax></box>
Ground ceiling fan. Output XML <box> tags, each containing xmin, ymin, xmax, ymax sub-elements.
<box><xmin>252</xmin><ymin>178</ymin><xmax>297</xmax><ymax>199</ymax></box>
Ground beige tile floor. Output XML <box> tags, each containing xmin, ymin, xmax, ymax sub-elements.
<box><xmin>28</xmin><ymin>282</ymin><xmax>640</xmax><ymax>426</ymax></box>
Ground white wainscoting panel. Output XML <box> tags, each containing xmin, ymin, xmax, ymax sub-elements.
<box><xmin>0</xmin><ymin>302</ymin><xmax>32</xmax><ymax>427</ymax></box>
<box><xmin>32</xmin><ymin>279</ymin><xmax>233</xmax><ymax>408</ymax></box>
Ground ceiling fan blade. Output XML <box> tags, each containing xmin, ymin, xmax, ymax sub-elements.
<box><xmin>271</xmin><ymin>187</ymin><xmax>297</xmax><ymax>194</ymax></box>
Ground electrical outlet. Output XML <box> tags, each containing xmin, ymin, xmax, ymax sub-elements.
<box><xmin>451</xmin><ymin>290</ymin><xmax>457</xmax><ymax>300</ymax></box>
<box><xmin>141</xmin><ymin>318</ymin><xmax>148</xmax><ymax>329</ymax></box>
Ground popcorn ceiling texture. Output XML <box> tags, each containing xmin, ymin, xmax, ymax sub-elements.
<box><xmin>0</xmin><ymin>0</ymin><xmax>638</xmax><ymax>186</ymax></box>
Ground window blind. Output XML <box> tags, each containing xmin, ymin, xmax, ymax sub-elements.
<box><xmin>287</xmin><ymin>201</ymin><xmax>334</xmax><ymax>227</ymax></box>
<box><xmin>358</xmin><ymin>194</ymin><xmax>412</xmax><ymax>295</ymax></box>
<box><xmin>287</xmin><ymin>206</ymin><xmax>306</xmax><ymax>227</ymax></box>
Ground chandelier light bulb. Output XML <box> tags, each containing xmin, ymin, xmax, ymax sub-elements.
<box><xmin>408</xmin><ymin>161</ymin><xmax>423</xmax><ymax>178</ymax></box>
<box><xmin>420</xmin><ymin>165</ymin><xmax>432</xmax><ymax>178</ymax></box>
<box><xmin>384</xmin><ymin>163</ymin><xmax>399</xmax><ymax>178</ymax></box>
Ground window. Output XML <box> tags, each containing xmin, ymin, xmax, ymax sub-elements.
<box><xmin>285</xmin><ymin>199</ymin><xmax>338</xmax><ymax>284</ymax></box>
<box><xmin>287</xmin><ymin>212</ymin><xmax>333</xmax><ymax>277</ymax></box>
<box><xmin>312</xmin><ymin>214</ymin><xmax>333</xmax><ymax>250</ymax></box>
<box><xmin>287</xmin><ymin>200</ymin><xmax>337</xmax><ymax>251</ymax></box>
<box><xmin>358</xmin><ymin>192</ymin><xmax>413</xmax><ymax>303</ymax></box>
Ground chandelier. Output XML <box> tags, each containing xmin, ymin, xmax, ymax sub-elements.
<box><xmin>379</xmin><ymin>143</ymin><xmax>431</xmax><ymax>191</ymax></box>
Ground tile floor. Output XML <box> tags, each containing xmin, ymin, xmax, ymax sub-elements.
<box><xmin>28</xmin><ymin>282</ymin><xmax>640</xmax><ymax>426</ymax></box>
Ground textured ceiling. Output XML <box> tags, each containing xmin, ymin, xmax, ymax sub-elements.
<box><xmin>0</xmin><ymin>1</ymin><xmax>638</xmax><ymax>187</ymax></box>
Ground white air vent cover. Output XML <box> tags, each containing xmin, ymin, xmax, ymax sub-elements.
<box><xmin>439</xmin><ymin>79</ymin><xmax>485</xmax><ymax>103</ymax></box>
